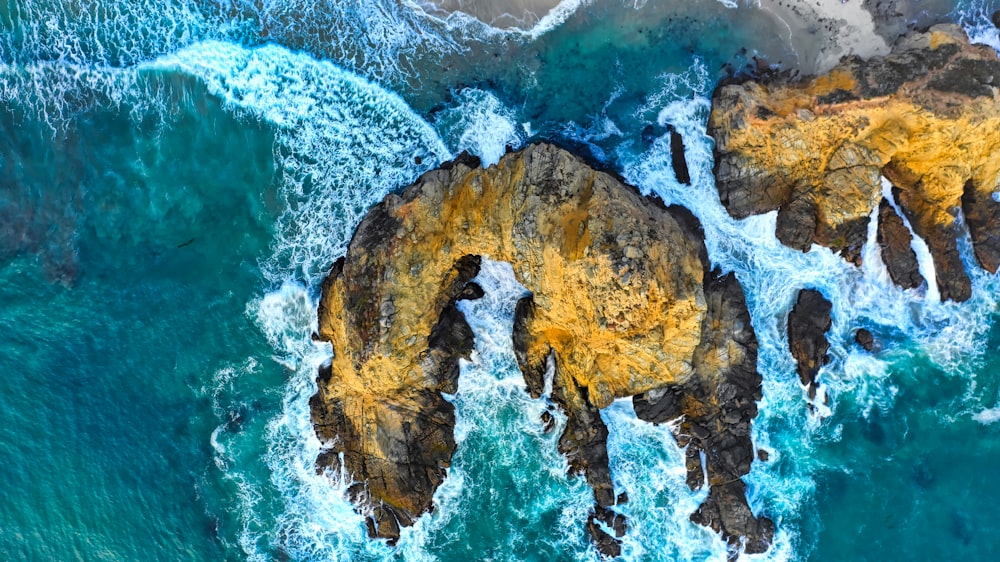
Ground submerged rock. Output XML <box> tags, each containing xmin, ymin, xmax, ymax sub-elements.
<box><xmin>310</xmin><ymin>143</ymin><xmax>771</xmax><ymax>555</ymax></box>
<box><xmin>709</xmin><ymin>25</ymin><xmax>1000</xmax><ymax>301</ymax></box>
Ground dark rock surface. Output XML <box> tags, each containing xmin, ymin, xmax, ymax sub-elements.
<box><xmin>877</xmin><ymin>198</ymin><xmax>924</xmax><ymax>290</ymax></box>
<box><xmin>962</xmin><ymin>179</ymin><xmax>1000</xmax><ymax>275</ymax></box>
<box><xmin>634</xmin><ymin>271</ymin><xmax>773</xmax><ymax>555</ymax></box>
<box><xmin>668</xmin><ymin>124</ymin><xmax>691</xmax><ymax>185</ymax></box>
<box><xmin>787</xmin><ymin>289</ymin><xmax>832</xmax><ymax>399</ymax></box>
<box><xmin>894</xmin><ymin>192</ymin><xmax>971</xmax><ymax>302</ymax></box>
<box><xmin>855</xmin><ymin>328</ymin><xmax>875</xmax><ymax>352</ymax></box>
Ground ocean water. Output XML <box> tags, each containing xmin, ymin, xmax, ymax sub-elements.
<box><xmin>3</xmin><ymin>0</ymin><xmax>1000</xmax><ymax>560</ymax></box>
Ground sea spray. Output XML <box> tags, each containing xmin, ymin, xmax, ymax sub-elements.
<box><xmin>956</xmin><ymin>0</ymin><xmax>1000</xmax><ymax>52</ymax></box>
<box><xmin>601</xmin><ymin>402</ymin><xmax>728</xmax><ymax>561</ymax></box>
<box><xmin>432</xmin><ymin>88</ymin><xmax>524</xmax><ymax>167</ymax></box>
<box><xmin>0</xmin><ymin>0</ymin><xmax>214</xmax><ymax>66</ymax></box>
<box><xmin>434</xmin><ymin>258</ymin><xmax>596</xmax><ymax>562</ymax></box>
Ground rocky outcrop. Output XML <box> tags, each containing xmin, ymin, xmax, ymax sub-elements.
<box><xmin>311</xmin><ymin>143</ymin><xmax>771</xmax><ymax>555</ymax></box>
<box><xmin>787</xmin><ymin>289</ymin><xmax>833</xmax><ymax>399</ymax></box>
<box><xmin>633</xmin><ymin>271</ymin><xmax>772</xmax><ymax>554</ymax></box>
<box><xmin>709</xmin><ymin>24</ymin><xmax>1000</xmax><ymax>301</ymax></box>
<box><xmin>877</xmin><ymin>198</ymin><xmax>925</xmax><ymax>290</ymax></box>
<box><xmin>668</xmin><ymin>125</ymin><xmax>691</xmax><ymax>185</ymax></box>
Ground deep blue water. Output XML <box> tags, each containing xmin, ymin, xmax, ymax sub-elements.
<box><xmin>3</xmin><ymin>1</ymin><xmax>1000</xmax><ymax>560</ymax></box>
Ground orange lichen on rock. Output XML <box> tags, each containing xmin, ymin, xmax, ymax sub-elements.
<box><xmin>311</xmin><ymin>143</ymin><xmax>771</xmax><ymax>555</ymax></box>
<box><xmin>710</xmin><ymin>24</ymin><xmax>1000</xmax><ymax>300</ymax></box>
<box><xmin>317</xmin><ymin>145</ymin><xmax>705</xmax><ymax>412</ymax></box>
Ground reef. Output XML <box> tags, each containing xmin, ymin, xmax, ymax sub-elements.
<box><xmin>709</xmin><ymin>24</ymin><xmax>1000</xmax><ymax>301</ymax></box>
<box><xmin>310</xmin><ymin>143</ymin><xmax>772</xmax><ymax>556</ymax></box>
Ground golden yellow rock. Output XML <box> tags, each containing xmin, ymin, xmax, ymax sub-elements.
<box><xmin>310</xmin><ymin>143</ymin><xmax>771</xmax><ymax>554</ymax></box>
<box><xmin>710</xmin><ymin>24</ymin><xmax>1000</xmax><ymax>301</ymax></box>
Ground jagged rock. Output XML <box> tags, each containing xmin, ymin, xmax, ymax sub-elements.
<box><xmin>540</xmin><ymin>410</ymin><xmax>556</xmax><ymax>433</ymax></box>
<box><xmin>896</xmin><ymin>190</ymin><xmax>970</xmax><ymax>301</ymax></box>
<box><xmin>311</xmin><ymin>143</ymin><xmax>770</xmax><ymax>555</ymax></box>
<box><xmin>633</xmin><ymin>271</ymin><xmax>772</xmax><ymax>553</ymax></box>
<box><xmin>587</xmin><ymin>505</ymin><xmax>627</xmax><ymax>558</ymax></box>
<box><xmin>855</xmin><ymin>328</ymin><xmax>875</xmax><ymax>352</ymax></box>
<box><xmin>668</xmin><ymin>124</ymin><xmax>691</xmax><ymax>185</ymax></box>
<box><xmin>877</xmin><ymin>197</ymin><xmax>924</xmax><ymax>290</ymax></box>
<box><xmin>787</xmin><ymin>289</ymin><xmax>832</xmax><ymax>399</ymax></box>
<box><xmin>962</xmin><ymin>179</ymin><xmax>1000</xmax><ymax>275</ymax></box>
<box><xmin>709</xmin><ymin>25</ymin><xmax>1000</xmax><ymax>301</ymax></box>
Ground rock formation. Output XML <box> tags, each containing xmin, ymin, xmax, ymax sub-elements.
<box><xmin>854</xmin><ymin>328</ymin><xmax>875</xmax><ymax>352</ymax></box>
<box><xmin>876</xmin><ymin>198</ymin><xmax>924</xmax><ymax>290</ymax></box>
<box><xmin>310</xmin><ymin>143</ymin><xmax>771</xmax><ymax>556</ymax></box>
<box><xmin>709</xmin><ymin>24</ymin><xmax>1000</xmax><ymax>301</ymax></box>
<box><xmin>787</xmin><ymin>289</ymin><xmax>833</xmax><ymax>399</ymax></box>
<box><xmin>668</xmin><ymin>125</ymin><xmax>691</xmax><ymax>185</ymax></box>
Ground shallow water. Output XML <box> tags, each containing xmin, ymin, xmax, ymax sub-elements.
<box><xmin>3</xmin><ymin>0</ymin><xmax>1000</xmax><ymax>560</ymax></box>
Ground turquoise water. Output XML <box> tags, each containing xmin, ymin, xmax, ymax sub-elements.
<box><xmin>3</xmin><ymin>0</ymin><xmax>1000</xmax><ymax>560</ymax></box>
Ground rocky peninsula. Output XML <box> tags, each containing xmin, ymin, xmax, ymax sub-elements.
<box><xmin>710</xmin><ymin>24</ymin><xmax>1000</xmax><ymax>301</ymax></box>
<box><xmin>310</xmin><ymin>143</ymin><xmax>771</xmax><ymax>556</ymax></box>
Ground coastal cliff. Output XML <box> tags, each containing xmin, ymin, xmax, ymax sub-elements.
<box><xmin>709</xmin><ymin>24</ymin><xmax>1000</xmax><ymax>301</ymax></box>
<box><xmin>310</xmin><ymin>143</ymin><xmax>771</xmax><ymax>556</ymax></box>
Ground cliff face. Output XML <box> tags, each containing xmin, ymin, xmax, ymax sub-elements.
<box><xmin>709</xmin><ymin>24</ymin><xmax>1000</xmax><ymax>301</ymax></box>
<box><xmin>310</xmin><ymin>143</ymin><xmax>771</xmax><ymax>555</ymax></box>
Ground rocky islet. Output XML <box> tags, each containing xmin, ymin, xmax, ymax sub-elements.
<box><xmin>310</xmin><ymin>143</ymin><xmax>772</xmax><ymax>556</ymax></box>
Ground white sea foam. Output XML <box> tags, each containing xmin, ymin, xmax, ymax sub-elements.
<box><xmin>973</xmin><ymin>404</ymin><xmax>1000</xmax><ymax>424</ymax></box>
<box><xmin>147</xmin><ymin>40</ymin><xmax>450</xmax><ymax>285</ymax></box>
<box><xmin>959</xmin><ymin>1</ymin><xmax>1000</xmax><ymax>53</ymax></box>
<box><xmin>443</xmin><ymin>259</ymin><xmax>597</xmax><ymax>561</ymax></box>
<box><xmin>415</xmin><ymin>0</ymin><xmax>591</xmax><ymax>39</ymax></box>
<box><xmin>0</xmin><ymin>0</ymin><xmax>211</xmax><ymax>67</ymax></box>
<box><xmin>602</xmin><ymin>401</ymin><xmax>727</xmax><ymax>561</ymax></box>
<box><xmin>523</xmin><ymin>0</ymin><xmax>591</xmax><ymax>39</ymax></box>
<box><xmin>433</xmin><ymin>88</ymin><xmax>524</xmax><ymax>166</ymax></box>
